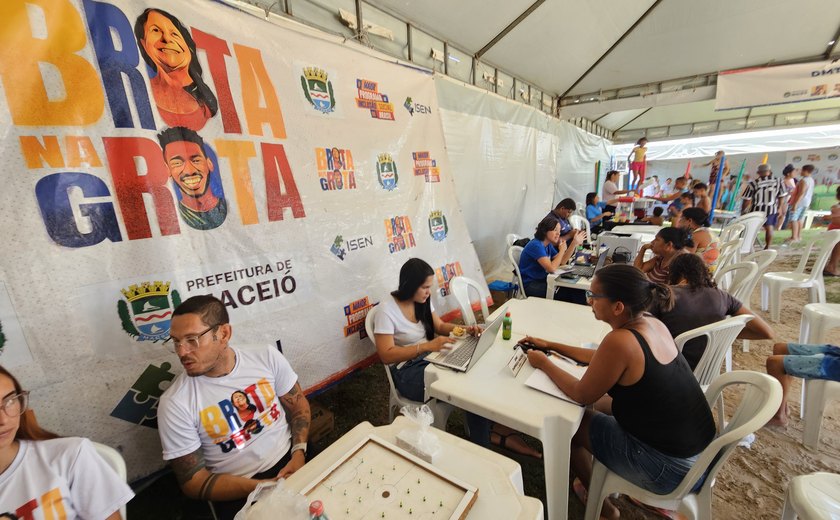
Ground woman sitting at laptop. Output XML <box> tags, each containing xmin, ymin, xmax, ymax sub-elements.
<box><xmin>518</xmin><ymin>217</ymin><xmax>584</xmax><ymax>298</ymax></box>
<box><xmin>374</xmin><ymin>258</ymin><xmax>541</xmax><ymax>458</ymax></box>
<box><xmin>524</xmin><ymin>265</ymin><xmax>716</xmax><ymax>519</ymax></box>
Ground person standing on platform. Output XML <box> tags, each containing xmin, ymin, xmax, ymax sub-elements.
<box><xmin>742</xmin><ymin>164</ymin><xmax>785</xmax><ymax>249</ymax></box>
<box><xmin>699</xmin><ymin>151</ymin><xmax>730</xmax><ymax>187</ymax></box>
<box><xmin>787</xmin><ymin>164</ymin><xmax>815</xmax><ymax>243</ymax></box>
<box><xmin>628</xmin><ymin>138</ymin><xmax>648</xmax><ymax>191</ymax></box>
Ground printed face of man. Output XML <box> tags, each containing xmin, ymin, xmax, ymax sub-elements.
<box><xmin>163</xmin><ymin>140</ymin><xmax>214</xmax><ymax>198</ymax></box>
<box><xmin>142</xmin><ymin>11</ymin><xmax>191</xmax><ymax>73</ymax></box>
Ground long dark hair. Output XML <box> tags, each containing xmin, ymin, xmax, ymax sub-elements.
<box><xmin>0</xmin><ymin>366</ymin><xmax>59</xmax><ymax>442</ymax></box>
<box><xmin>391</xmin><ymin>259</ymin><xmax>435</xmax><ymax>340</ymax></box>
<box><xmin>668</xmin><ymin>253</ymin><xmax>716</xmax><ymax>290</ymax></box>
<box><xmin>134</xmin><ymin>8</ymin><xmax>219</xmax><ymax>117</ymax></box>
<box><xmin>657</xmin><ymin>227</ymin><xmax>693</xmax><ymax>250</ymax></box>
<box><xmin>594</xmin><ymin>265</ymin><xmax>674</xmax><ymax>315</ymax></box>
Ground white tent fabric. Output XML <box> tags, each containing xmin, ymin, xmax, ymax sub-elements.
<box><xmin>436</xmin><ymin>77</ymin><xmax>611</xmax><ymax>278</ymax></box>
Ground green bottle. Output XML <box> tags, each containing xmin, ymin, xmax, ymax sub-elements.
<box><xmin>502</xmin><ymin>311</ymin><xmax>512</xmax><ymax>340</ymax></box>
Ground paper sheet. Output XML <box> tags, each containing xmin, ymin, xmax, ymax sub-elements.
<box><xmin>524</xmin><ymin>356</ymin><xmax>587</xmax><ymax>405</ymax></box>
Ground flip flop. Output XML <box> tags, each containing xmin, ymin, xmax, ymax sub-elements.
<box><xmin>626</xmin><ymin>496</ymin><xmax>687</xmax><ymax>520</ymax></box>
<box><xmin>823</xmin><ymin>271</ymin><xmax>839</xmax><ymax>277</ymax></box>
<box><xmin>490</xmin><ymin>431</ymin><xmax>543</xmax><ymax>459</ymax></box>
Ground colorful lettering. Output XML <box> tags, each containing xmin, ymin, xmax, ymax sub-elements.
<box><xmin>262</xmin><ymin>143</ymin><xmax>305</xmax><ymax>220</ymax></box>
<box><xmin>214</xmin><ymin>140</ymin><xmax>259</xmax><ymax>225</ymax></box>
<box><xmin>200</xmin><ymin>405</ymin><xmax>230</xmax><ymax>440</ymax></box>
<box><xmin>233</xmin><ymin>44</ymin><xmax>285</xmax><ymax>138</ymax></box>
<box><xmin>193</xmin><ymin>28</ymin><xmax>242</xmax><ymax>134</ymax></box>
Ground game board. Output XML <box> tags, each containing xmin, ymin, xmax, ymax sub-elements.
<box><xmin>300</xmin><ymin>435</ymin><xmax>477</xmax><ymax>519</ymax></box>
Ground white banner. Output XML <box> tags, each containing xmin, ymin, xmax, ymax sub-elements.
<box><xmin>715</xmin><ymin>60</ymin><xmax>840</xmax><ymax>110</ymax></box>
<box><xmin>0</xmin><ymin>0</ymin><xmax>484</xmax><ymax>479</ymax></box>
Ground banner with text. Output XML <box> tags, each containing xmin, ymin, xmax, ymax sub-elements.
<box><xmin>716</xmin><ymin>60</ymin><xmax>840</xmax><ymax>110</ymax></box>
<box><xmin>0</xmin><ymin>0</ymin><xmax>485</xmax><ymax>480</ymax></box>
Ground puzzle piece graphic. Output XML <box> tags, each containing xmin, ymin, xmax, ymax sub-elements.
<box><xmin>110</xmin><ymin>362</ymin><xmax>176</xmax><ymax>428</ymax></box>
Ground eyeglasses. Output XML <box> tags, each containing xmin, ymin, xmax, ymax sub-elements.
<box><xmin>585</xmin><ymin>290</ymin><xmax>609</xmax><ymax>302</ymax></box>
<box><xmin>163</xmin><ymin>325</ymin><xmax>219</xmax><ymax>353</ymax></box>
<box><xmin>0</xmin><ymin>391</ymin><xmax>29</xmax><ymax>417</ymax></box>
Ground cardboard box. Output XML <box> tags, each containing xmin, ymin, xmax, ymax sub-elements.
<box><xmin>309</xmin><ymin>403</ymin><xmax>334</xmax><ymax>444</ymax></box>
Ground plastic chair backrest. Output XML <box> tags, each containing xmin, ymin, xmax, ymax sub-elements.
<box><xmin>449</xmin><ymin>276</ymin><xmax>490</xmax><ymax>326</ymax></box>
<box><xmin>714</xmin><ymin>239</ymin><xmax>743</xmax><ymax>284</ymax></box>
<box><xmin>665</xmin><ymin>371</ymin><xmax>781</xmax><ymax>498</ymax></box>
<box><xmin>365</xmin><ymin>305</ymin><xmax>398</xmax><ymax>386</ymax></box>
<box><xmin>739</xmin><ymin>249</ymin><xmax>778</xmax><ymax>308</ymax></box>
<box><xmin>505</xmin><ymin>233</ymin><xmax>521</xmax><ymax>246</ymax></box>
<box><xmin>569</xmin><ymin>214</ymin><xmax>591</xmax><ymax>238</ymax></box>
<box><xmin>727</xmin><ymin>211</ymin><xmax>765</xmax><ymax>254</ymax></box>
<box><xmin>508</xmin><ymin>246</ymin><xmax>525</xmax><ymax>298</ymax></box>
<box><xmin>797</xmin><ymin>230</ymin><xmax>840</xmax><ymax>282</ymax></box>
<box><xmin>674</xmin><ymin>315</ymin><xmax>753</xmax><ymax>386</ymax></box>
<box><xmin>719</xmin><ymin>222</ymin><xmax>745</xmax><ymax>244</ymax></box>
<box><xmin>715</xmin><ymin>261</ymin><xmax>759</xmax><ymax>302</ymax></box>
<box><xmin>93</xmin><ymin>442</ymin><xmax>128</xmax><ymax>519</ymax></box>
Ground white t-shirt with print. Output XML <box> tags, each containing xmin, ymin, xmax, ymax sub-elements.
<box><xmin>0</xmin><ymin>437</ymin><xmax>134</xmax><ymax>520</ymax></box>
<box><xmin>158</xmin><ymin>345</ymin><xmax>297</xmax><ymax>478</ymax></box>
<box><xmin>373</xmin><ymin>295</ymin><xmax>434</xmax><ymax>347</ymax></box>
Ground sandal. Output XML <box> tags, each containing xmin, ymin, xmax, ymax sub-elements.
<box><xmin>490</xmin><ymin>431</ymin><xmax>543</xmax><ymax>459</ymax></box>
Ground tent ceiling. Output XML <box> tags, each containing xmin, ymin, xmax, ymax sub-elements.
<box><xmin>366</xmin><ymin>0</ymin><xmax>840</xmax><ymax>137</ymax></box>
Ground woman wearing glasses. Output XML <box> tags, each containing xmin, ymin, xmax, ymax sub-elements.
<box><xmin>0</xmin><ymin>366</ymin><xmax>134</xmax><ymax>519</ymax></box>
<box><xmin>522</xmin><ymin>265</ymin><xmax>715</xmax><ymax>519</ymax></box>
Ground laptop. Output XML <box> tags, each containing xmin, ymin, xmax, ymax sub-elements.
<box><xmin>561</xmin><ymin>250</ymin><xmax>608</xmax><ymax>279</ymax></box>
<box><xmin>425</xmin><ymin>311</ymin><xmax>506</xmax><ymax>372</ymax></box>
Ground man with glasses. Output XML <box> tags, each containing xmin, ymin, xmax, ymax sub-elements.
<box><xmin>157</xmin><ymin>295</ymin><xmax>311</xmax><ymax>519</ymax></box>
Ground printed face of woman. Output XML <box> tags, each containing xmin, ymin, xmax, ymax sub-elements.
<box><xmin>0</xmin><ymin>375</ymin><xmax>20</xmax><ymax>450</ymax></box>
<box><xmin>232</xmin><ymin>392</ymin><xmax>248</xmax><ymax>410</ymax></box>
<box><xmin>142</xmin><ymin>11</ymin><xmax>192</xmax><ymax>73</ymax></box>
<box><xmin>413</xmin><ymin>275</ymin><xmax>434</xmax><ymax>304</ymax></box>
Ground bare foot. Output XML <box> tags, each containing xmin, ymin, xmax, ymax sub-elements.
<box><xmin>766</xmin><ymin>415</ymin><xmax>788</xmax><ymax>427</ymax></box>
<box><xmin>601</xmin><ymin>497</ymin><xmax>620</xmax><ymax>520</ymax></box>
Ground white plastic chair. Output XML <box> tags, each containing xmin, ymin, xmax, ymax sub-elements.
<box><xmin>727</xmin><ymin>211</ymin><xmax>766</xmax><ymax>254</ymax></box>
<box><xmin>782</xmin><ymin>472</ymin><xmax>840</xmax><ymax>519</ymax></box>
<box><xmin>449</xmin><ymin>276</ymin><xmax>490</xmax><ymax>326</ymax></box>
<box><xmin>584</xmin><ymin>371</ymin><xmax>782</xmax><ymax>520</ymax></box>
<box><xmin>713</xmin><ymin>239</ymin><xmax>743</xmax><ymax>281</ymax></box>
<box><xmin>508</xmin><ymin>245</ymin><xmax>526</xmax><ymax>300</ymax></box>
<box><xmin>505</xmin><ymin>233</ymin><xmax>521</xmax><ymax>246</ymax></box>
<box><xmin>802</xmin><ymin>379</ymin><xmax>840</xmax><ymax>449</ymax></box>
<box><xmin>93</xmin><ymin>442</ymin><xmax>128</xmax><ymax>519</ymax></box>
<box><xmin>736</xmin><ymin>249</ymin><xmax>778</xmax><ymax>353</ymax></box>
<box><xmin>798</xmin><ymin>303</ymin><xmax>840</xmax><ymax>424</ymax></box>
<box><xmin>761</xmin><ymin>230</ymin><xmax>840</xmax><ymax>322</ymax></box>
<box><xmin>674</xmin><ymin>315</ymin><xmax>754</xmax><ymax>425</ymax></box>
<box><xmin>569</xmin><ymin>214</ymin><xmax>592</xmax><ymax>240</ymax></box>
<box><xmin>364</xmin><ymin>306</ymin><xmax>452</xmax><ymax>427</ymax></box>
<box><xmin>718</xmin><ymin>222</ymin><xmax>745</xmax><ymax>245</ymax></box>
<box><xmin>715</xmin><ymin>261</ymin><xmax>759</xmax><ymax>302</ymax></box>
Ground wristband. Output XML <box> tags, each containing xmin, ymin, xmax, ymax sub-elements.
<box><xmin>292</xmin><ymin>442</ymin><xmax>307</xmax><ymax>455</ymax></box>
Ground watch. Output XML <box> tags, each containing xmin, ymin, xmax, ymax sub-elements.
<box><xmin>292</xmin><ymin>442</ymin><xmax>307</xmax><ymax>455</ymax></box>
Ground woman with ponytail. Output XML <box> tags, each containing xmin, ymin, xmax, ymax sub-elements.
<box><xmin>0</xmin><ymin>366</ymin><xmax>134</xmax><ymax>518</ymax></box>
<box><xmin>634</xmin><ymin>227</ymin><xmax>691</xmax><ymax>284</ymax></box>
<box><xmin>523</xmin><ymin>265</ymin><xmax>715</xmax><ymax>519</ymax></box>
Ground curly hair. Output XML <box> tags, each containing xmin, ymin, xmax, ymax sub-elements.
<box><xmin>668</xmin><ymin>253</ymin><xmax>716</xmax><ymax>289</ymax></box>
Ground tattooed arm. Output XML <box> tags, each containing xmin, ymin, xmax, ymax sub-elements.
<box><xmin>170</xmin><ymin>448</ymin><xmax>263</xmax><ymax>500</ymax></box>
<box><xmin>277</xmin><ymin>381</ymin><xmax>311</xmax><ymax>478</ymax></box>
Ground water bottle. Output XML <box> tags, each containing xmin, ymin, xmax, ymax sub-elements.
<box><xmin>309</xmin><ymin>500</ymin><xmax>329</xmax><ymax>520</ymax></box>
<box><xmin>502</xmin><ymin>311</ymin><xmax>512</xmax><ymax>340</ymax></box>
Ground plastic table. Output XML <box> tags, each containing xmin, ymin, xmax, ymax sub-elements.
<box><xmin>425</xmin><ymin>298</ymin><xmax>611</xmax><ymax>520</ymax></box>
<box><xmin>545</xmin><ymin>269</ymin><xmax>592</xmax><ymax>299</ymax></box>
<box><xmin>283</xmin><ymin>417</ymin><xmax>544</xmax><ymax>519</ymax></box>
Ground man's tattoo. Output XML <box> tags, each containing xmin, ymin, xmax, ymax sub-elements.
<box><xmin>199</xmin><ymin>473</ymin><xmax>220</xmax><ymax>501</ymax></box>
<box><xmin>280</xmin><ymin>383</ymin><xmax>311</xmax><ymax>444</ymax></box>
<box><xmin>171</xmin><ymin>449</ymin><xmax>206</xmax><ymax>485</ymax></box>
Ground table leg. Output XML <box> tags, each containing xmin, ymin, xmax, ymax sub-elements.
<box><xmin>546</xmin><ymin>277</ymin><xmax>556</xmax><ymax>299</ymax></box>
<box><xmin>541</xmin><ymin>419</ymin><xmax>572</xmax><ymax>520</ymax></box>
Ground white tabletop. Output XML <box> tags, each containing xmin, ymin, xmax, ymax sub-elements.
<box><xmin>605</xmin><ymin>224</ymin><xmax>662</xmax><ymax>236</ymax></box>
<box><xmin>545</xmin><ymin>269</ymin><xmax>591</xmax><ymax>298</ymax></box>
<box><xmin>284</xmin><ymin>417</ymin><xmax>543</xmax><ymax>520</ymax></box>
<box><xmin>424</xmin><ymin>298</ymin><xmax>611</xmax><ymax>520</ymax></box>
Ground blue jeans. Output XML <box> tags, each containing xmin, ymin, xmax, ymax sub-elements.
<box><xmin>590</xmin><ymin>414</ymin><xmax>702</xmax><ymax>495</ymax></box>
<box><xmin>524</xmin><ymin>279</ymin><xmax>548</xmax><ymax>298</ymax></box>
<box><xmin>390</xmin><ymin>356</ymin><xmax>491</xmax><ymax>448</ymax></box>
<box><xmin>784</xmin><ymin>343</ymin><xmax>840</xmax><ymax>380</ymax></box>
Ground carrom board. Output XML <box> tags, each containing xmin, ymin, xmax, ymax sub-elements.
<box><xmin>299</xmin><ymin>434</ymin><xmax>478</xmax><ymax>519</ymax></box>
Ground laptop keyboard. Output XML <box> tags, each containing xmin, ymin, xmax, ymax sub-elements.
<box><xmin>567</xmin><ymin>265</ymin><xmax>595</xmax><ymax>278</ymax></box>
<box><xmin>437</xmin><ymin>336</ymin><xmax>479</xmax><ymax>367</ymax></box>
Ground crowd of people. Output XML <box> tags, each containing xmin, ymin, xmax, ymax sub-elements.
<box><xmin>3</xmin><ymin>155</ymin><xmax>838</xmax><ymax>520</ymax></box>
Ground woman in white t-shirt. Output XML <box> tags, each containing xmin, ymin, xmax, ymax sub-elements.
<box><xmin>0</xmin><ymin>366</ymin><xmax>134</xmax><ymax>519</ymax></box>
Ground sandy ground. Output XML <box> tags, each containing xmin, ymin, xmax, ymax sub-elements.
<box><xmin>609</xmin><ymin>253</ymin><xmax>840</xmax><ymax>520</ymax></box>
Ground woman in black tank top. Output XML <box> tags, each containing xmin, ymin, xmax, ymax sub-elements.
<box><xmin>524</xmin><ymin>265</ymin><xmax>715</xmax><ymax>519</ymax></box>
